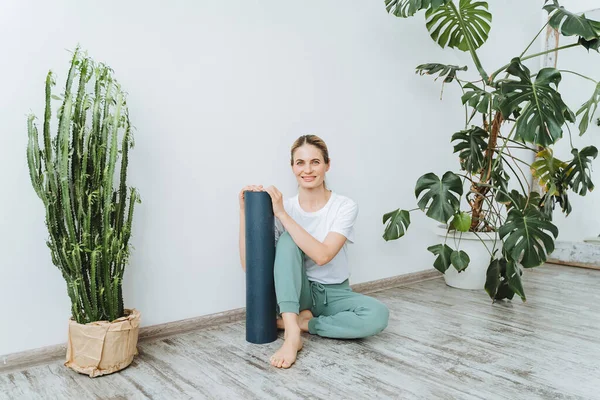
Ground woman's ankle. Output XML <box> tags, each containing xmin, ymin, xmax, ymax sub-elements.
<box><xmin>281</xmin><ymin>312</ymin><xmax>301</xmax><ymax>335</ymax></box>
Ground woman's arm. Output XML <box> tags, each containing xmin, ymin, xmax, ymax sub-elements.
<box><xmin>276</xmin><ymin>211</ymin><xmax>347</xmax><ymax>266</ymax></box>
<box><xmin>264</xmin><ymin>186</ymin><xmax>352</xmax><ymax>266</ymax></box>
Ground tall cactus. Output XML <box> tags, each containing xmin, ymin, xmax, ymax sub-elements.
<box><xmin>26</xmin><ymin>47</ymin><xmax>140</xmax><ymax>324</ymax></box>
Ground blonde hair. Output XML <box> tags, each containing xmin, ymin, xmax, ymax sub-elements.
<box><xmin>290</xmin><ymin>135</ymin><xmax>330</xmax><ymax>165</ymax></box>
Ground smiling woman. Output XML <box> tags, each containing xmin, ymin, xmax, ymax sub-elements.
<box><xmin>238</xmin><ymin>134</ymin><xmax>389</xmax><ymax>370</ymax></box>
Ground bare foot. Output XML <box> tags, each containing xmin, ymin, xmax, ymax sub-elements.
<box><xmin>277</xmin><ymin>310</ymin><xmax>313</xmax><ymax>333</ymax></box>
<box><xmin>270</xmin><ymin>328</ymin><xmax>303</xmax><ymax>369</ymax></box>
<box><xmin>297</xmin><ymin>310</ymin><xmax>313</xmax><ymax>333</ymax></box>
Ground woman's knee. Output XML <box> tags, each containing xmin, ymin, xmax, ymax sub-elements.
<box><xmin>276</xmin><ymin>232</ymin><xmax>299</xmax><ymax>252</ymax></box>
<box><xmin>359</xmin><ymin>299</ymin><xmax>389</xmax><ymax>336</ymax></box>
<box><xmin>274</xmin><ymin>232</ymin><xmax>303</xmax><ymax>274</ymax></box>
<box><xmin>373</xmin><ymin>301</ymin><xmax>389</xmax><ymax>330</ymax></box>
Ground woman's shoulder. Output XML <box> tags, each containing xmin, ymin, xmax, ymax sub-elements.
<box><xmin>331</xmin><ymin>192</ymin><xmax>358</xmax><ymax>210</ymax></box>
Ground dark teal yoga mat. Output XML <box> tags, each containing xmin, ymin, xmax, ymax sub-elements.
<box><xmin>244</xmin><ymin>191</ymin><xmax>278</xmax><ymax>344</ymax></box>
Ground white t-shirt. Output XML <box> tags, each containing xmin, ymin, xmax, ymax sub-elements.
<box><xmin>274</xmin><ymin>192</ymin><xmax>359</xmax><ymax>284</ymax></box>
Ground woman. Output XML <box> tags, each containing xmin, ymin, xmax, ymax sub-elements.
<box><xmin>238</xmin><ymin>135</ymin><xmax>389</xmax><ymax>369</ymax></box>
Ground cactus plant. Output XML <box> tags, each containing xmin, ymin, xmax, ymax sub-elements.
<box><xmin>26</xmin><ymin>47</ymin><xmax>140</xmax><ymax>324</ymax></box>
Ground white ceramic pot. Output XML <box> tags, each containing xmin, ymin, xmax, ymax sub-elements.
<box><xmin>434</xmin><ymin>225</ymin><xmax>501</xmax><ymax>290</ymax></box>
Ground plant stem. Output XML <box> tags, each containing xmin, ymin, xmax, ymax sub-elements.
<box><xmin>469</xmin><ymin>111</ymin><xmax>503</xmax><ymax>231</ymax></box>
<box><xmin>467</xmin><ymin>190</ymin><xmax>504</xmax><ymax>232</ymax></box>
<box><xmin>489</xmin><ymin>43</ymin><xmax>580</xmax><ymax>83</ymax></box>
<box><xmin>500</xmin><ymin>153</ymin><xmax>530</xmax><ymax>194</ymax></box>
<box><xmin>559</xmin><ymin>69</ymin><xmax>598</xmax><ymax>83</ymax></box>
<box><xmin>522</xmin><ymin>43</ymin><xmax>579</xmax><ymax>63</ymax></box>
<box><xmin>476</xmin><ymin>182</ymin><xmax>519</xmax><ymax>205</ymax></box>
<box><xmin>519</xmin><ymin>20</ymin><xmax>550</xmax><ymax>59</ymax></box>
<box><xmin>455</xmin><ymin>78</ymin><xmax>484</xmax><ymax>85</ymax></box>
<box><xmin>491</xmin><ymin>121</ymin><xmax>518</xmax><ymax>174</ymax></box>
<box><xmin>492</xmin><ymin>149</ymin><xmax>532</xmax><ymax>167</ymax></box>
<box><xmin>503</xmin><ymin>145</ymin><xmax>537</xmax><ymax>151</ymax></box>
<box><xmin>566</xmin><ymin>122</ymin><xmax>574</xmax><ymax>149</ymax></box>
<box><xmin>457</xmin><ymin>81</ymin><xmax>469</xmax><ymax>128</ymax></box>
<box><xmin>497</xmin><ymin>134</ymin><xmax>536</xmax><ymax>150</ymax></box>
<box><xmin>457</xmin><ymin>173</ymin><xmax>476</xmax><ymax>183</ymax></box>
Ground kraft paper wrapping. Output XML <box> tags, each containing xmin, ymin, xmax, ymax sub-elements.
<box><xmin>65</xmin><ymin>308</ymin><xmax>141</xmax><ymax>377</ymax></box>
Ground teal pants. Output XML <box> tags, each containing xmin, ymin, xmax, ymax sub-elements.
<box><xmin>275</xmin><ymin>232</ymin><xmax>389</xmax><ymax>339</ymax></box>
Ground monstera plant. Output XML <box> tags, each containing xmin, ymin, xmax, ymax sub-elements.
<box><xmin>382</xmin><ymin>0</ymin><xmax>599</xmax><ymax>301</ymax></box>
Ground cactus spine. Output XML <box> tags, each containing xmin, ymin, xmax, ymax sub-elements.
<box><xmin>26</xmin><ymin>47</ymin><xmax>140</xmax><ymax>324</ymax></box>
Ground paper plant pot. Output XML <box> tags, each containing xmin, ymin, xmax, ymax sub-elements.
<box><xmin>65</xmin><ymin>308</ymin><xmax>141</xmax><ymax>377</ymax></box>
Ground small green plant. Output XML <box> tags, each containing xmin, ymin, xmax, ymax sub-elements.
<box><xmin>382</xmin><ymin>0</ymin><xmax>599</xmax><ymax>301</ymax></box>
<box><xmin>27</xmin><ymin>47</ymin><xmax>140</xmax><ymax>324</ymax></box>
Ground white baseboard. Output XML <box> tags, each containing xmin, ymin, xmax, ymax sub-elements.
<box><xmin>548</xmin><ymin>240</ymin><xmax>600</xmax><ymax>270</ymax></box>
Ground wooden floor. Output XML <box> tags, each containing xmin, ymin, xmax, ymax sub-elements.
<box><xmin>2</xmin><ymin>264</ymin><xmax>599</xmax><ymax>400</ymax></box>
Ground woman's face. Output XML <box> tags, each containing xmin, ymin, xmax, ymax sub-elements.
<box><xmin>292</xmin><ymin>144</ymin><xmax>330</xmax><ymax>189</ymax></box>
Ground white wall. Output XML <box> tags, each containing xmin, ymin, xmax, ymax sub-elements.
<box><xmin>0</xmin><ymin>0</ymin><xmax>543</xmax><ymax>356</ymax></box>
<box><xmin>559</xmin><ymin>0</ymin><xmax>600</xmax><ymax>12</ymax></box>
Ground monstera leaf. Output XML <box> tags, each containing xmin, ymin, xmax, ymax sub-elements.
<box><xmin>485</xmin><ymin>258</ymin><xmax>525</xmax><ymax>301</ymax></box>
<box><xmin>450</xmin><ymin>250</ymin><xmax>470</xmax><ymax>272</ymax></box>
<box><xmin>505</xmin><ymin>260</ymin><xmax>525</xmax><ymax>301</ymax></box>
<box><xmin>531</xmin><ymin>148</ymin><xmax>568</xmax><ymax>191</ymax></box>
<box><xmin>543</xmin><ymin>1</ymin><xmax>600</xmax><ymax>41</ymax></box>
<box><xmin>499</xmin><ymin>194</ymin><xmax>559</xmax><ymax>268</ymax></box>
<box><xmin>452</xmin><ymin>211</ymin><xmax>472</xmax><ymax>232</ymax></box>
<box><xmin>504</xmin><ymin>189</ymin><xmax>527</xmax><ymax>211</ymax></box>
<box><xmin>451</xmin><ymin>126</ymin><xmax>488</xmax><ymax>173</ymax></box>
<box><xmin>382</xmin><ymin>209</ymin><xmax>411</xmax><ymax>241</ymax></box>
<box><xmin>540</xmin><ymin>186</ymin><xmax>572</xmax><ymax>218</ymax></box>
<box><xmin>579</xmin><ymin>37</ymin><xmax>600</xmax><ymax>52</ymax></box>
<box><xmin>385</xmin><ymin>0</ymin><xmax>449</xmax><ymax>18</ymax></box>
<box><xmin>497</xmin><ymin>58</ymin><xmax>575</xmax><ymax>146</ymax></box>
<box><xmin>485</xmin><ymin>258</ymin><xmax>504</xmax><ymax>299</ymax></box>
<box><xmin>427</xmin><ymin>243</ymin><xmax>453</xmax><ymax>273</ymax></box>
<box><xmin>565</xmin><ymin>146</ymin><xmax>598</xmax><ymax>195</ymax></box>
<box><xmin>461</xmin><ymin>83</ymin><xmax>497</xmax><ymax>114</ymax></box>
<box><xmin>425</xmin><ymin>0</ymin><xmax>492</xmax><ymax>51</ymax></box>
<box><xmin>519</xmin><ymin>191</ymin><xmax>556</xmax><ymax>222</ymax></box>
<box><xmin>532</xmin><ymin>148</ymin><xmax>573</xmax><ymax>216</ymax></box>
<box><xmin>490</xmin><ymin>159</ymin><xmax>511</xmax><ymax>203</ymax></box>
<box><xmin>415</xmin><ymin>172</ymin><xmax>463</xmax><ymax>223</ymax></box>
<box><xmin>577</xmin><ymin>82</ymin><xmax>600</xmax><ymax>135</ymax></box>
<box><xmin>416</xmin><ymin>63</ymin><xmax>468</xmax><ymax>83</ymax></box>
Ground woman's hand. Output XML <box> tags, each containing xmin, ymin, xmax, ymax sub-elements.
<box><xmin>264</xmin><ymin>186</ymin><xmax>285</xmax><ymax>218</ymax></box>
<box><xmin>239</xmin><ymin>185</ymin><xmax>263</xmax><ymax>211</ymax></box>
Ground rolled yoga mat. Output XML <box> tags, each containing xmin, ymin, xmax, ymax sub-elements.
<box><xmin>244</xmin><ymin>191</ymin><xmax>278</xmax><ymax>344</ymax></box>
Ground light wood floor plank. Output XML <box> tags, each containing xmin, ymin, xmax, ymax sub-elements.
<box><xmin>1</xmin><ymin>264</ymin><xmax>598</xmax><ymax>400</ymax></box>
